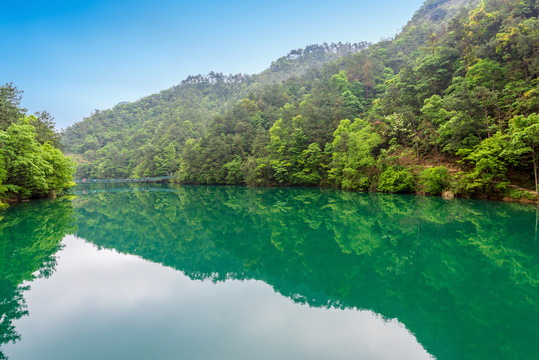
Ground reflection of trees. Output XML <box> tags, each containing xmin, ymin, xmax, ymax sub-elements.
<box><xmin>73</xmin><ymin>185</ymin><xmax>538</xmax><ymax>360</ymax></box>
<box><xmin>0</xmin><ymin>198</ymin><xmax>75</xmax><ymax>359</ymax></box>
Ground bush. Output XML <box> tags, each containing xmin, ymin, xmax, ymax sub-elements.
<box><xmin>419</xmin><ymin>166</ymin><xmax>450</xmax><ymax>195</ymax></box>
<box><xmin>377</xmin><ymin>166</ymin><xmax>416</xmax><ymax>193</ymax></box>
<box><xmin>505</xmin><ymin>188</ymin><xmax>538</xmax><ymax>201</ymax></box>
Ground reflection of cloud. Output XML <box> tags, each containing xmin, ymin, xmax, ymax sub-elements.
<box><xmin>6</xmin><ymin>235</ymin><xmax>433</xmax><ymax>360</ymax></box>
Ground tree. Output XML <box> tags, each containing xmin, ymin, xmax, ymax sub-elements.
<box><xmin>507</xmin><ymin>114</ymin><xmax>539</xmax><ymax>191</ymax></box>
<box><xmin>0</xmin><ymin>83</ymin><xmax>25</xmax><ymax>130</ymax></box>
<box><xmin>420</xmin><ymin>95</ymin><xmax>452</xmax><ymax>154</ymax></box>
<box><xmin>223</xmin><ymin>156</ymin><xmax>244</xmax><ymax>184</ymax></box>
<box><xmin>377</xmin><ymin>166</ymin><xmax>416</xmax><ymax>193</ymax></box>
<box><xmin>458</xmin><ymin>131</ymin><xmax>510</xmax><ymax>194</ymax></box>
<box><xmin>437</xmin><ymin>77</ymin><xmax>484</xmax><ymax>153</ymax></box>
<box><xmin>29</xmin><ymin>111</ymin><xmax>62</xmax><ymax>148</ymax></box>
<box><xmin>419</xmin><ymin>166</ymin><xmax>450</xmax><ymax>195</ymax></box>
<box><xmin>292</xmin><ymin>143</ymin><xmax>324</xmax><ymax>185</ymax></box>
<box><xmin>0</xmin><ymin>122</ymin><xmax>74</xmax><ymax>200</ymax></box>
<box><xmin>466</xmin><ymin>59</ymin><xmax>506</xmax><ymax>137</ymax></box>
<box><xmin>342</xmin><ymin>90</ymin><xmax>363</xmax><ymax>118</ymax></box>
<box><xmin>361</xmin><ymin>57</ymin><xmax>376</xmax><ymax>101</ymax></box>
<box><xmin>0</xmin><ymin>123</ymin><xmax>50</xmax><ymax>199</ymax></box>
<box><xmin>328</xmin><ymin>119</ymin><xmax>381</xmax><ymax>190</ymax></box>
<box><xmin>330</xmin><ymin>71</ymin><xmax>350</xmax><ymax>93</ymax></box>
<box><xmin>40</xmin><ymin>143</ymin><xmax>76</xmax><ymax>195</ymax></box>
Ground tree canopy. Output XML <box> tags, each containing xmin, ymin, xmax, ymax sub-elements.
<box><xmin>0</xmin><ymin>84</ymin><xmax>75</xmax><ymax>207</ymax></box>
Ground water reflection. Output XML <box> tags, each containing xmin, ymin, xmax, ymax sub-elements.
<box><xmin>7</xmin><ymin>236</ymin><xmax>432</xmax><ymax>360</ymax></box>
<box><xmin>72</xmin><ymin>184</ymin><xmax>538</xmax><ymax>360</ymax></box>
<box><xmin>0</xmin><ymin>198</ymin><xmax>75</xmax><ymax>359</ymax></box>
<box><xmin>1</xmin><ymin>184</ymin><xmax>538</xmax><ymax>359</ymax></box>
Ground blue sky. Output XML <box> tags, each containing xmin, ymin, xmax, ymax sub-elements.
<box><xmin>1</xmin><ymin>0</ymin><xmax>425</xmax><ymax>129</ymax></box>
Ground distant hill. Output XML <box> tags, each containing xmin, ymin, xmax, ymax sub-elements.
<box><xmin>62</xmin><ymin>42</ymin><xmax>369</xmax><ymax>178</ymax></box>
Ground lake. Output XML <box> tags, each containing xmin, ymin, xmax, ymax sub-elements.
<box><xmin>1</xmin><ymin>184</ymin><xmax>537</xmax><ymax>359</ymax></box>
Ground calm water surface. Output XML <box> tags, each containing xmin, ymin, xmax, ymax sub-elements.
<box><xmin>1</xmin><ymin>184</ymin><xmax>537</xmax><ymax>359</ymax></box>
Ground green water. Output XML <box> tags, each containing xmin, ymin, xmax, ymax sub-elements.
<box><xmin>1</xmin><ymin>184</ymin><xmax>538</xmax><ymax>359</ymax></box>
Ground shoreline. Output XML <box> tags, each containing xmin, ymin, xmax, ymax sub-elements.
<box><xmin>3</xmin><ymin>181</ymin><xmax>537</xmax><ymax>211</ymax></box>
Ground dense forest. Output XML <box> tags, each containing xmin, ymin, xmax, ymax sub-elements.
<box><xmin>0</xmin><ymin>84</ymin><xmax>75</xmax><ymax>208</ymax></box>
<box><xmin>63</xmin><ymin>0</ymin><xmax>539</xmax><ymax>200</ymax></box>
<box><xmin>61</xmin><ymin>41</ymin><xmax>369</xmax><ymax>178</ymax></box>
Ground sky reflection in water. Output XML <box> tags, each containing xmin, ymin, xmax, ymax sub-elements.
<box><xmin>6</xmin><ymin>235</ymin><xmax>432</xmax><ymax>360</ymax></box>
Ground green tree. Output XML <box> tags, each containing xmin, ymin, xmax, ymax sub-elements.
<box><xmin>466</xmin><ymin>59</ymin><xmax>506</xmax><ymax>137</ymax></box>
<box><xmin>438</xmin><ymin>77</ymin><xmax>484</xmax><ymax>153</ymax></box>
<box><xmin>0</xmin><ymin>83</ymin><xmax>25</xmax><ymax>130</ymax></box>
<box><xmin>328</xmin><ymin>119</ymin><xmax>381</xmax><ymax>190</ymax></box>
<box><xmin>507</xmin><ymin>114</ymin><xmax>539</xmax><ymax>191</ymax></box>
<box><xmin>41</xmin><ymin>143</ymin><xmax>76</xmax><ymax>195</ymax></box>
<box><xmin>255</xmin><ymin>113</ymin><xmax>321</xmax><ymax>185</ymax></box>
<box><xmin>457</xmin><ymin>132</ymin><xmax>510</xmax><ymax>194</ymax></box>
<box><xmin>330</xmin><ymin>70</ymin><xmax>350</xmax><ymax>93</ymax></box>
<box><xmin>377</xmin><ymin>166</ymin><xmax>416</xmax><ymax>193</ymax></box>
<box><xmin>420</xmin><ymin>95</ymin><xmax>452</xmax><ymax>154</ymax></box>
<box><xmin>223</xmin><ymin>156</ymin><xmax>244</xmax><ymax>184</ymax></box>
<box><xmin>0</xmin><ymin>123</ymin><xmax>50</xmax><ymax>199</ymax></box>
<box><xmin>0</xmin><ymin>122</ymin><xmax>74</xmax><ymax>200</ymax></box>
<box><xmin>292</xmin><ymin>142</ymin><xmax>324</xmax><ymax>185</ymax></box>
<box><xmin>28</xmin><ymin>111</ymin><xmax>62</xmax><ymax>148</ymax></box>
<box><xmin>178</xmin><ymin>138</ymin><xmax>203</xmax><ymax>183</ymax></box>
<box><xmin>419</xmin><ymin>166</ymin><xmax>450</xmax><ymax>195</ymax></box>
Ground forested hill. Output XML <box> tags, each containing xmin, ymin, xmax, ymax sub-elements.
<box><xmin>64</xmin><ymin>0</ymin><xmax>539</xmax><ymax>200</ymax></box>
<box><xmin>61</xmin><ymin>42</ymin><xmax>369</xmax><ymax>177</ymax></box>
